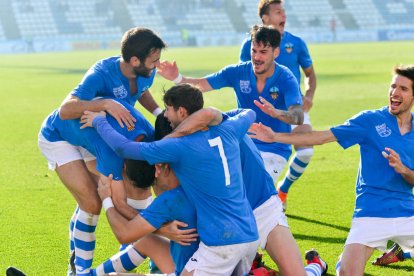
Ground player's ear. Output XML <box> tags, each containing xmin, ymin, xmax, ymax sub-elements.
<box><xmin>155</xmin><ymin>164</ymin><xmax>163</xmax><ymax>178</ymax></box>
<box><xmin>273</xmin><ymin>47</ymin><xmax>280</xmax><ymax>59</ymax></box>
<box><xmin>261</xmin><ymin>14</ymin><xmax>269</xmax><ymax>25</ymax></box>
<box><xmin>178</xmin><ymin>106</ymin><xmax>188</xmax><ymax>118</ymax></box>
<box><xmin>130</xmin><ymin>56</ymin><xmax>140</xmax><ymax>66</ymax></box>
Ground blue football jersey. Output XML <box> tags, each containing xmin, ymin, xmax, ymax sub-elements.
<box><xmin>239</xmin><ymin>31</ymin><xmax>313</xmax><ymax>86</ymax></box>
<box><xmin>93</xmin><ymin>109</ymin><xmax>259</xmax><ymax>246</ymax></box>
<box><xmin>205</xmin><ymin>62</ymin><xmax>302</xmax><ymax>160</ymax></box>
<box><xmin>40</xmin><ymin>99</ymin><xmax>154</xmax><ymax>180</ymax></box>
<box><xmin>140</xmin><ymin>186</ymin><xmax>198</xmax><ymax>275</ymax></box>
<box><xmin>224</xmin><ymin>110</ymin><xmax>277</xmax><ymax>209</ymax></box>
<box><xmin>331</xmin><ymin>107</ymin><xmax>414</xmax><ymax>218</ymax></box>
<box><xmin>71</xmin><ymin>56</ymin><xmax>156</xmax><ymax>106</ymax></box>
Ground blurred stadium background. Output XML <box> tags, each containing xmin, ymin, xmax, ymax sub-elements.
<box><xmin>0</xmin><ymin>0</ymin><xmax>414</xmax><ymax>54</ymax></box>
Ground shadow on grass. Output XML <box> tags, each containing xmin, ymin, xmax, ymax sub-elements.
<box><xmin>287</xmin><ymin>214</ymin><xmax>350</xmax><ymax>232</ymax></box>
<box><xmin>0</xmin><ymin>64</ymin><xmax>87</xmax><ymax>75</ymax></box>
<box><xmin>376</xmin><ymin>263</ymin><xmax>414</xmax><ymax>272</ymax></box>
<box><xmin>293</xmin><ymin>233</ymin><xmax>345</xmax><ymax>244</ymax></box>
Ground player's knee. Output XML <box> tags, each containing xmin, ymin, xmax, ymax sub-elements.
<box><xmin>78</xmin><ymin>196</ymin><xmax>102</xmax><ymax>215</ymax></box>
<box><xmin>295</xmin><ymin>148</ymin><xmax>314</xmax><ymax>161</ymax></box>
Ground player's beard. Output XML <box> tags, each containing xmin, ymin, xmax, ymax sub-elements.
<box><xmin>133</xmin><ymin>63</ymin><xmax>153</xmax><ymax>78</ymax></box>
<box><xmin>253</xmin><ymin>60</ymin><xmax>273</xmax><ymax>75</ymax></box>
<box><xmin>388</xmin><ymin>99</ymin><xmax>413</xmax><ymax>116</ymax></box>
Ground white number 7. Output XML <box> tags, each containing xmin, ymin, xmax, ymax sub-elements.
<box><xmin>208</xmin><ymin>137</ymin><xmax>230</xmax><ymax>186</ymax></box>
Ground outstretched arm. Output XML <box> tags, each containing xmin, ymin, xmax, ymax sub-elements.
<box><xmin>254</xmin><ymin>97</ymin><xmax>304</xmax><ymax>125</ymax></box>
<box><xmin>167</xmin><ymin>107</ymin><xmax>223</xmax><ymax>138</ymax></box>
<box><xmin>248</xmin><ymin>122</ymin><xmax>336</xmax><ymax>146</ymax></box>
<box><xmin>157</xmin><ymin>60</ymin><xmax>213</xmax><ymax>92</ymax></box>
<box><xmin>80</xmin><ymin>111</ymin><xmax>145</xmax><ymax>160</ymax></box>
<box><xmin>382</xmin><ymin>148</ymin><xmax>414</xmax><ymax>185</ymax></box>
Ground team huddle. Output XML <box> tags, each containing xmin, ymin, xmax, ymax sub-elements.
<box><xmin>28</xmin><ymin>0</ymin><xmax>414</xmax><ymax>276</ymax></box>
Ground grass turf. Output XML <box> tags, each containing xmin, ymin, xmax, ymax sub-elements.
<box><xmin>0</xmin><ymin>40</ymin><xmax>413</xmax><ymax>275</ymax></box>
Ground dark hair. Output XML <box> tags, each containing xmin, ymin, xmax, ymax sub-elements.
<box><xmin>121</xmin><ymin>27</ymin><xmax>166</xmax><ymax>63</ymax></box>
<box><xmin>163</xmin><ymin>84</ymin><xmax>204</xmax><ymax>115</ymax></box>
<box><xmin>154</xmin><ymin>111</ymin><xmax>173</xmax><ymax>140</ymax></box>
<box><xmin>250</xmin><ymin>24</ymin><xmax>281</xmax><ymax>49</ymax></box>
<box><xmin>124</xmin><ymin>159</ymin><xmax>155</xmax><ymax>189</ymax></box>
<box><xmin>394</xmin><ymin>65</ymin><xmax>414</xmax><ymax>95</ymax></box>
<box><xmin>258</xmin><ymin>0</ymin><xmax>283</xmax><ymax>19</ymax></box>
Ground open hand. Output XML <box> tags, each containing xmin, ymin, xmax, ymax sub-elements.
<box><xmin>157</xmin><ymin>220</ymin><xmax>198</xmax><ymax>246</ymax></box>
<box><xmin>248</xmin><ymin>122</ymin><xmax>276</xmax><ymax>143</ymax></box>
<box><xmin>80</xmin><ymin>111</ymin><xmax>106</xmax><ymax>129</ymax></box>
<box><xmin>157</xmin><ymin>60</ymin><xmax>180</xmax><ymax>81</ymax></box>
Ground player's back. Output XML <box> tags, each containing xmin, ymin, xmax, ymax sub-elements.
<box><xmin>175</xmin><ymin>112</ymin><xmax>258</xmax><ymax>246</ymax></box>
<box><xmin>152</xmin><ymin>110</ymin><xmax>259</xmax><ymax>246</ymax></box>
<box><xmin>240</xmin><ymin>135</ymin><xmax>277</xmax><ymax>209</ymax></box>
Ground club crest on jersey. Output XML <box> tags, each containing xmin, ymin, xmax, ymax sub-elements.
<box><xmin>127</xmin><ymin>125</ymin><xmax>135</xmax><ymax>131</ymax></box>
<box><xmin>375</xmin><ymin>123</ymin><xmax>392</xmax><ymax>137</ymax></box>
<box><xmin>284</xmin><ymin>42</ymin><xmax>294</xmax><ymax>54</ymax></box>
<box><xmin>269</xmin><ymin>86</ymin><xmax>279</xmax><ymax>100</ymax></box>
<box><xmin>113</xmin><ymin>85</ymin><xmax>128</xmax><ymax>99</ymax></box>
<box><xmin>240</xmin><ymin>80</ymin><xmax>252</xmax><ymax>94</ymax></box>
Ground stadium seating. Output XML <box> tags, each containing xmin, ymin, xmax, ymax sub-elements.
<box><xmin>0</xmin><ymin>22</ymin><xmax>6</xmax><ymax>41</ymax></box>
<box><xmin>2</xmin><ymin>0</ymin><xmax>414</xmax><ymax>45</ymax></box>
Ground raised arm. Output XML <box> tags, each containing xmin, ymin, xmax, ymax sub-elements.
<box><xmin>60</xmin><ymin>95</ymin><xmax>136</xmax><ymax>129</ymax></box>
<box><xmin>138</xmin><ymin>90</ymin><xmax>162</xmax><ymax>116</ymax></box>
<box><xmin>249</xmin><ymin>122</ymin><xmax>336</xmax><ymax>146</ymax></box>
<box><xmin>98</xmin><ymin>176</ymin><xmax>155</xmax><ymax>244</ymax></box>
<box><xmin>157</xmin><ymin>60</ymin><xmax>213</xmax><ymax>92</ymax></box>
<box><xmin>110</xmin><ymin>177</ymin><xmax>138</xmax><ymax>220</ymax></box>
<box><xmin>382</xmin><ymin>147</ymin><xmax>414</xmax><ymax>185</ymax></box>
<box><xmin>302</xmin><ymin>65</ymin><xmax>317</xmax><ymax>113</ymax></box>
<box><xmin>254</xmin><ymin>96</ymin><xmax>304</xmax><ymax>125</ymax></box>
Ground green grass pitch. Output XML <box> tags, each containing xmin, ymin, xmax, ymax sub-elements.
<box><xmin>0</xmin><ymin>40</ymin><xmax>413</xmax><ymax>275</ymax></box>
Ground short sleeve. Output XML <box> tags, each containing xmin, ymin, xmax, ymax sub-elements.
<box><xmin>331</xmin><ymin>111</ymin><xmax>369</xmax><ymax>149</ymax></box>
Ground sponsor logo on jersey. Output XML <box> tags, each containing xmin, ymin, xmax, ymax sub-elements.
<box><xmin>284</xmin><ymin>42</ymin><xmax>294</xmax><ymax>54</ymax></box>
<box><xmin>269</xmin><ymin>86</ymin><xmax>279</xmax><ymax>100</ymax></box>
<box><xmin>113</xmin><ymin>85</ymin><xmax>128</xmax><ymax>99</ymax></box>
<box><xmin>240</xmin><ymin>80</ymin><xmax>252</xmax><ymax>94</ymax></box>
<box><xmin>375</xmin><ymin>123</ymin><xmax>392</xmax><ymax>137</ymax></box>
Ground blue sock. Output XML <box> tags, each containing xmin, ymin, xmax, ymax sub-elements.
<box><xmin>335</xmin><ymin>258</ymin><xmax>341</xmax><ymax>275</ymax></box>
<box><xmin>305</xmin><ymin>263</ymin><xmax>322</xmax><ymax>276</ymax></box>
<box><xmin>73</xmin><ymin>209</ymin><xmax>98</xmax><ymax>276</ymax></box>
<box><xmin>404</xmin><ymin>252</ymin><xmax>411</xmax><ymax>259</ymax></box>
<box><xmin>93</xmin><ymin>245</ymin><xmax>146</xmax><ymax>275</ymax></box>
<box><xmin>278</xmin><ymin>148</ymin><xmax>313</xmax><ymax>193</ymax></box>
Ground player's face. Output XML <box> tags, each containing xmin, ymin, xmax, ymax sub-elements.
<box><xmin>133</xmin><ymin>49</ymin><xmax>161</xmax><ymax>77</ymax></box>
<box><xmin>262</xmin><ymin>3</ymin><xmax>286</xmax><ymax>34</ymax></box>
<box><xmin>251</xmin><ymin>42</ymin><xmax>277</xmax><ymax>75</ymax></box>
<box><xmin>164</xmin><ymin>104</ymin><xmax>182</xmax><ymax>129</ymax></box>
<box><xmin>388</xmin><ymin>74</ymin><xmax>414</xmax><ymax>116</ymax></box>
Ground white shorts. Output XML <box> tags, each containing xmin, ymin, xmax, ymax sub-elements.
<box><xmin>254</xmin><ymin>195</ymin><xmax>289</xmax><ymax>249</ymax></box>
<box><xmin>259</xmin><ymin>152</ymin><xmax>287</xmax><ymax>183</ymax></box>
<box><xmin>291</xmin><ymin>112</ymin><xmax>311</xmax><ymax>130</ymax></box>
<box><xmin>345</xmin><ymin>216</ymin><xmax>414</xmax><ymax>252</ymax></box>
<box><xmin>38</xmin><ymin>133</ymin><xmax>95</xmax><ymax>170</ymax></box>
<box><xmin>184</xmin><ymin>240</ymin><xmax>259</xmax><ymax>276</ymax></box>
